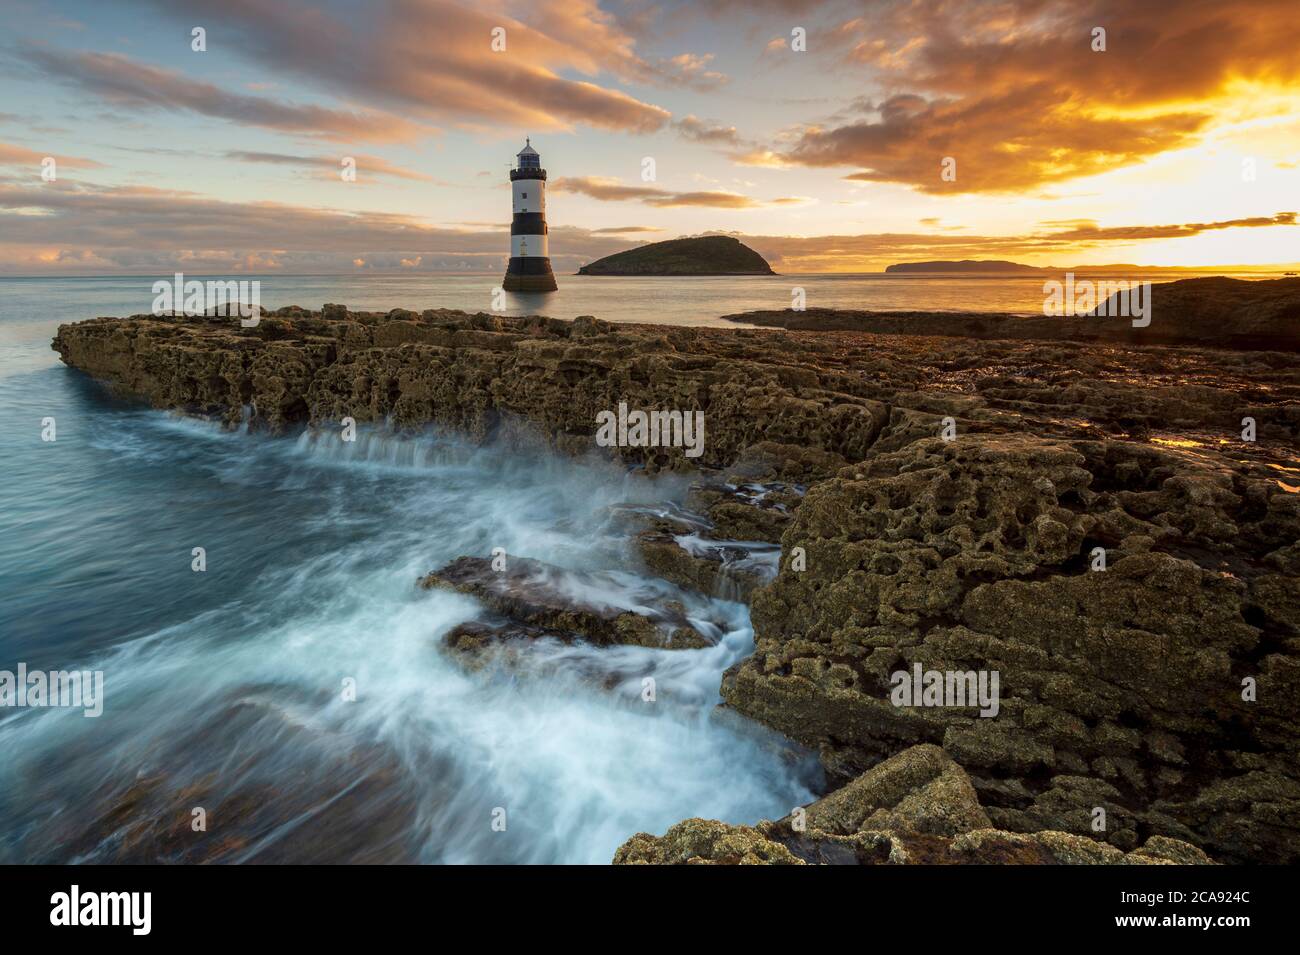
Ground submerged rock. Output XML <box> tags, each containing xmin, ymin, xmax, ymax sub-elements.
<box><xmin>13</xmin><ymin>689</ymin><xmax>422</xmax><ymax>864</ymax></box>
<box><xmin>685</xmin><ymin>480</ymin><xmax>803</xmax><ymax>543</ymax></box>
<box><xmin>420</xmin><ymin>555</ymin><xmax>711</xmax><ymax>649</ymax></box>
<box><xmin>636</xmin><ymin>530</ymin><xmax>778</xmax><ymax>602</ymax></box>
<box><xmin>607</xmin><ymin>482</ymin><xmax>796</xmax><ymax>602</ymax></box>
<box><xmin>441</xmin><ymin>619</ymin><xmax>578</xmax><ymax>667</ymax></box>
<box><xmin>613</xmin><ymin>487</ymin><xmax>788</xmax><ymax>602</ymax></box>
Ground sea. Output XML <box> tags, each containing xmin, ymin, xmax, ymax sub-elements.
<box><xmin>0</xmin><ymin>270</ymin><xmax>1280</xmax><ymax>862</ymax></box>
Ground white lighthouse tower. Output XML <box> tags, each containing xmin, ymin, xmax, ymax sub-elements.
<box><xmin>503</xmin><ymin>138</ymin><xmax>557</xmax><ymax>292</ymax></box>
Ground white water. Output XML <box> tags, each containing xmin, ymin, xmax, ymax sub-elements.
<box><xmin>0</xmin><ymin>411</ymin><xmax>819</xmax><ymax>863</ymax></box>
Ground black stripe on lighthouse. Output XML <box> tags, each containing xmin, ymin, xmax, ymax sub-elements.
<box><xmin>506</xmin><ymin>257</ymin><xmax>554</xmax><ymax>275</ymax></box>
<box><xmin>510</xmin><ymin>213</ymin><xmax>548</xmax><ymax>234</ymax></box>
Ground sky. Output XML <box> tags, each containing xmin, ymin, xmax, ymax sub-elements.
<box><xmin>0</xmin><ymin>0</ymin><xmax>1298</xmax><ymax>275</ymax></box>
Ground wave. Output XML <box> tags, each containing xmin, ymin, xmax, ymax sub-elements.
<box><xmin>0</xmin><ymin>412</ymin><xmax>820</xmax><ymax>863</ymax></box>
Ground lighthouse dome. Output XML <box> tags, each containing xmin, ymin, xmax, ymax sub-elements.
<box><xmin>516</xmin><ymin>138</ymin><xmax>541</xmax><ymax>169</ymax></box>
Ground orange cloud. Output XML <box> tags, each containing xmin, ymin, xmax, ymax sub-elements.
<box><xmin>1045</xmin><ymin>213</ymin><xmax>1298</xmax><ymax>241</ymax></box>
<box><xmin>129</xmin><ymin>0</ymin><xmax>674</xmax><ymax>134</ymax></box>
<box><xmin>737</xmin><ymin>212</ymin><xmax>1300</xmax><ymax>270</ymax></box>
<box><xmin>750</xmin><ymin>0</ymin><xmax>1300</xmax><ymax>193</ymax></box>
<box><xmin>552</xmin><ymin>176</ymin><xmax>775</xmax><ymax>208</ymax></box>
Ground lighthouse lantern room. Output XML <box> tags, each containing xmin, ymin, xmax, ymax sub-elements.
<box><xmin>503</xmin><ymin>138</ymin><xmax>557</xmax><ymax>292</ymax></box>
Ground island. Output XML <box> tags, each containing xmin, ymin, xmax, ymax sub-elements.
<box><xmin>882</xmin><ymin>259</ymin><xmax>1280</xmax><ymax>274</ymax></box>
<box><xmin>577</xmin><ymin>235</ymin><xmax>775</xmax><ymax>276</ymax></box>
<box><xmin>885</xmin><ymin>259</ymin><xmax>1045</xmax><ymax>273</ymax></box>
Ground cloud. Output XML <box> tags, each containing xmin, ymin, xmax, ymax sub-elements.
<box><xmin>674</xmin><ymin>115</ymin><xmax>742</xmax><ymax>146</ymax></box>
<box><xmin>551</xmin><ymin>176</ymin><xmax>765</xmax><ymax>208</ymax></box>
<box><xmin>652</xmin><ymin>53</ymin><xmax>727</xmax><ymax>90</ymax></box>
<box><xmin>674</xmin><ymin>116</ymin><xmax>790</xmax><ymax>170</ymax></box>
<box><xmin>123</xmin><ymin>0</ymin><xmax>674</xmax><ymax>134</ymax></box>
<box><xmin>729</xmin><ymin>149</ymin><xmax>795</xmax><ymax>168</ymax></box>
<box><xmin>754</xmin><ymin>0</ymin><xmax>1300</xmax><ymax>193</ymax></box>
<box><xmin>1042</xmin><ymin>212</ymin><xmax>1298</xmax><ymax>241</ymax></box>
<box><xmin>737</xmin><ymin>211</ymin><xmax>1300</xmax><ymax>269</ymax></box>
<box><xmin>225</xmin><ymin>151</ymin><xmax>438</xmax><ymax>182</ymax></box>
<box><xmin>21</xmin><ymin>47</ymin><xmax>428</xmax><ymax>143</ymax></box>
<box><xmin>0</xmin><ymin>142</ymin><xmax>102</xmax><ymax>169</ymax></box>
<box><xmin>811</xmin><ymin>88</ymin><xmax>1208</xmax><ymax>194</ymax></box>
<box><xmin>550</xmin><ymin>177</ymin><xmax>668</xmax><ymax>202</ymax></box>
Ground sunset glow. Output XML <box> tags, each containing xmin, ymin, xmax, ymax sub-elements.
<box><xmin>1</xmin><ymin>0</ymin><xmax>1297</xmax><ymax>274</ymax></box>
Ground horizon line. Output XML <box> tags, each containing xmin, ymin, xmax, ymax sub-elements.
<box><xmin>2</xmin><ymin>265</ymin><xmax>1299</xmax><ymax>281</ymax></box>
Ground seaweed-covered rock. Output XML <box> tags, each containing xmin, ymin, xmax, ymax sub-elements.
<box><xmin>614</xmin><ymin>818</ymin><xmax>805</xmax><ymax>865</ymax></box>
<box><xmin>614</xmin><ymin>745</ymin><xmax>1214</xmax><ymax>865</ymax></box>
<box><xmin>802</xmin><ymin>744</ymin><xmax>990</xmax><ymax>836</ymax></box>
<box><xmin>724</xmin><ymin>432</ymin><xmax>1300</xmax><ymax>862</ymax></box>
<box><xmin>635</xmin><ymin>531</ymin><xmax>778</xmax><ymax>602</ymax></box>
<box><xmin>420</xmin><ymin>555</ymin><xmax>711</xmax><ymax>649</ymax></box>
<box><xmin>440</xmin><ymin>619</ymin><xmax>578</xmax><ymax>668</ymax></box>
<box><xmin>52</xmin><ymin>308</ymin><xmax>890</xmax><ymax>474</ymax></box>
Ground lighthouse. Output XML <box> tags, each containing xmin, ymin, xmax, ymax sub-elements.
<box><xmin>503</xmin><ymin>138</ymin><xmax>557</xmax><ymax>292</ymax></box>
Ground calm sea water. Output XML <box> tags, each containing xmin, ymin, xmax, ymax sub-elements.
<box><xmin>1</xmin><ymin>269</ymin><xmax>1277</xmax><ymax>337</ymax></box>
<box><xmin>0</xmin><ymin>270</ymin><xmax>1272</xmax><ymax>862</ymax></box>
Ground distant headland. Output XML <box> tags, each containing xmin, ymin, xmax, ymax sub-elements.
<box><xmin>884</xmin><ymin>259</ymin><xmax>1291</xmax><ymax>274</ymax></box>
<box><xmin>885</xmin><ymin>259</ymin><xmax>1043</xmax><ymax>273</ymax></box>
<box><xmin>578</xmin><ymin>236</ymin><xmax>775</xmax><ymax>276</ymax></box>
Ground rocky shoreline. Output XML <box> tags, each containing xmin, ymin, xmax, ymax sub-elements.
<box><xmin>723</xmin><ymin>276</ymin><xmax>1300</xmax><ymax>351</ymax></box>
<box><xmin>52</xmin><ymin>298</ymin><xmax>1300</xmax><ymax>864</ymax></box>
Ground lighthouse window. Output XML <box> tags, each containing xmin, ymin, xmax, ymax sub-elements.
<box><xmin>522</xmin><ymin>192</ymin><xmax>527</xmax><ymax>198</ymax></box>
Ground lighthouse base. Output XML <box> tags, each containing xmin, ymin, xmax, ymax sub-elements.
<box><xmin>502</xmin><ymin>273</ymin><xmax>558</xmax><ymax>292</ymax></box>
<box><xmin>503</xmin><ymin>257</ymin><xmax>557</xmax><ymax>293</ymax></box>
